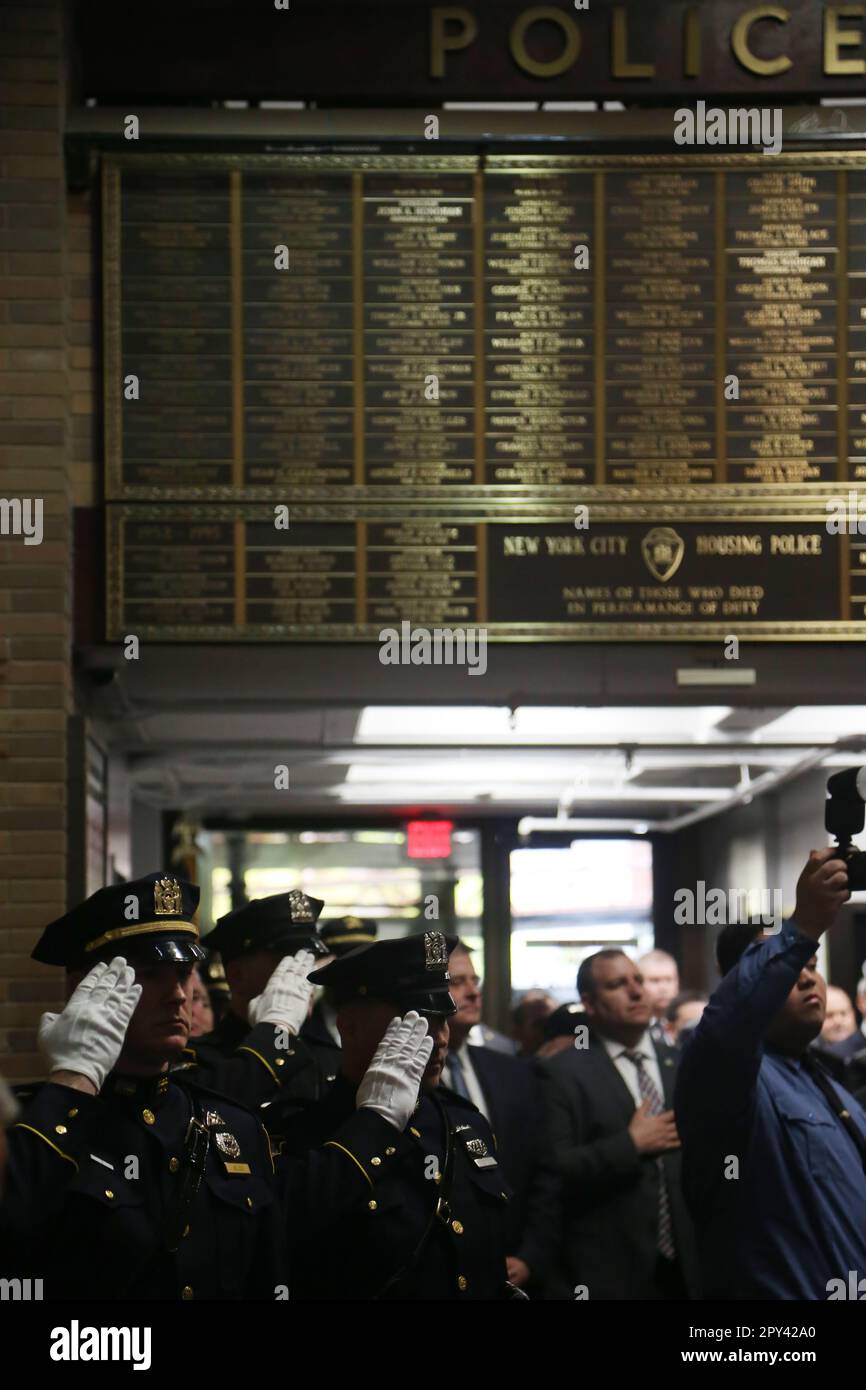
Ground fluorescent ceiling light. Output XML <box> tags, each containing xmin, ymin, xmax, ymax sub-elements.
<box><xmin>346</xmin><ymin>758</ymin><xmax>592</xmax><ymax>784</ymax></box>
<box><xmin>342</xmin><ymin>775</ymin><xmax>728</xmax><ymax>803</ymax></box>
<box><xmin>357</xmin><ymin>706</ymin><xmax>732</xmax><ymax>744</ymax></box>
<box><xmin>756</xmin><ymin>707</ymin><xmax>866</xmax><ymax>740</ymax></box>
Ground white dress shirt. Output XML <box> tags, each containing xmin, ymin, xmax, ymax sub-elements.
<box><xmin>601</xmin><ymin>1030</ymin><xmax>665</xmax><ymax>1109</ymax></box>
<box><xmin>445</xmin><ymin>1041</ymin><xmax>490</xmax><ymax>1120</ymax></box>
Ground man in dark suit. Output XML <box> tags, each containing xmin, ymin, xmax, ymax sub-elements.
<box><xmin>443</xmin><ymin>943</ymin><xmax>561</xmax><ymax>1295</ymax></box>
<box><xmin>539</xmin><ymin>948</ymin><xmax>700</xmax><ymax>1300</ymax></box>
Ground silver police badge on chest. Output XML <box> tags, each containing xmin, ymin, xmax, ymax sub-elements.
<box><xmin>461</xmin><ymin>1131</ymin><xmax>498</xmax><ymax>1169</ymax></box>
<box><xmin>214</xmin><ymin>1131</ymin><xmax>241</xmax><ymax>1159</ymax></box>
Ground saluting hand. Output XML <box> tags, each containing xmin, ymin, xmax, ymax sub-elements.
<box><xmin>39</xmin><ymin>956</ymin><xmax>141</xmax><ymax>1094</ymax></box>
<box><xmin>356</xmin><ymin>1012</ymin><xmax>434</xmax><ymax>1132</ymax></box>
<box><xmin>248</xmin><ymin>949</ymin><xmax>316</xmax><ymax>1035</ymax></box>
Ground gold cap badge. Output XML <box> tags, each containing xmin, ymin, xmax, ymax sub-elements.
<box><xmin>288</xmin><ymin>890</ymin><xmax>315</xmax><ymax>924</ymax></box>
<box><xmin>154</xmin><ymin>876</ymin><xmax>183</xmax><ymax>916</ymax></box>
<box><xmin>424</xmin><ymin>931</ymin><xmax>448</xmax><ymax>970</ymax></box>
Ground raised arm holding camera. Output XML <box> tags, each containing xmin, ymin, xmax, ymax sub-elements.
<box><xmin>674</xmin><ymin>845</ymin><xmax>864</xmax><ymax>1300</ymax></box>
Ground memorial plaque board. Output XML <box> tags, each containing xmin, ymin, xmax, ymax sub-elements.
<box><xmin>106</xmin><ymin>504</ymin><xmax>859</xmax><ymax>643</ymax></box>
<box><xmin>102</xmin><ymin>150</ymin><xmax>866</xmax><ymax>641</ymax></box>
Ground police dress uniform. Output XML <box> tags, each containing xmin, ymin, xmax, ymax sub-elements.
<box><xmin>4</xmin><ymin>1074</ymin><xmax>282</xmax><ymax>1301</ymax></box>
<box><xmin>269</xmin><ymin>932</ymin><xmax>515</xmax><ymax>1301</ymax></box>
<box><xmin>186</xmin><ymin>891</ymin><xmax>333</xmax><ymax>1107</ymax></box>
<box><xmin>0</xmin><ymin>874</ymin><xmax>285</xmax><ymax>1301</ymax></box>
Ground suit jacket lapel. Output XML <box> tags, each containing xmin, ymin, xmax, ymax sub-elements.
<box><xmin>589</xmin><ymin>1035</ymin><xmax>637</xmax><ymax>1119</ymax></box>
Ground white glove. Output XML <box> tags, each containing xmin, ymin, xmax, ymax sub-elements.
<box><xmin>38</xmin><ymin>957</ymin><xmax>141</xmax><ymax>1092</ymax></box>
<box><xmin>356</xmin><ymin>1011</ymin><xmax>434</xmax><ymax>1132</ymax></box>
<box><xmin>248</xmin><ymin>950</ymin><xmax>315</xmax><ymax>1034</ymax></box>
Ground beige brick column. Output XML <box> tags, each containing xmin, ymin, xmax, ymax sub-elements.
<box><xmin>0</xmin><ymin>0</ymin><xmax>73</xmax><ymax>1078</ymax></box>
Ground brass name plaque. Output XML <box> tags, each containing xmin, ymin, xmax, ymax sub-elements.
<box><xmin>106</xmin><ymin>505</ymin><xmax>858</xmax><ymax>643</ymax></box>
<box><xmin>104</xmin><ymin>152</ymin><xmax>866</xmax><ymax>501</ymax></box>
<box><xmin>102</xmin><ymin>150</ymin><xmax>866</xmax><ymax>641</ymax></box>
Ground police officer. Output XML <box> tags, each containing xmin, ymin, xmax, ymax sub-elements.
<box><xmin>0</xmin><ymin>874</ymin><xmax>284</xmax><ymax>1300</ymax></box>
<box><xmin>187</xmin><ymin>891</ymin><xmax>333</xmax><ymax>1106</ymax></box>
<box><xmin>301</xmin><ymin>916</ymin><xmax>379</xmax><ymax>1057</ymax></box>
<box><xmin>272</xmin><ymin>931</ymin><xmax>517</xmax><ymax>1300</ymax></box>
<box><xmin>199</xmin><ymin>946</ymin><xmax>232</xmax><ymax>1026</ymax></box>
<box><xmin>320</xmin><ymin>916</ymin><xmax>378</xmax><ymax>957</ymax></box>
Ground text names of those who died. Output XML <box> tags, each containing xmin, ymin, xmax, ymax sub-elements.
<box><xmin>484</xmin><ymin>172</ymin><xmax>594</xmax><ymax>485</ymax></box>
<box><xmin>726</xmin><ymin>169</ymin><xmax>841</xmax><ymax>485</ymax></box>
<box><xmin>242</xmin><ymin>173</ymin><xmax>354</xmax><ymax>488</ymax></box>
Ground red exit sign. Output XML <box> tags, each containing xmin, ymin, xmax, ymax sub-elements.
<box><xmin>407</xmin><ymin>820</ymin><xmax>453</xmax><ymax>859</ymax></box>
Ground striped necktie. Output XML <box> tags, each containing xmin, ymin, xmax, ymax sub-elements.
<box><xmin>623</xmin><ymin>1050</ymin><xmax>676</xmax><ymax>1261</ymax></box>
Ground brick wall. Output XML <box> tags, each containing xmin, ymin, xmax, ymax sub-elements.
<box><xmin>0</xmin><ymin>0</ymin><xmax>74</xmax><ymax>1079</ymax></box>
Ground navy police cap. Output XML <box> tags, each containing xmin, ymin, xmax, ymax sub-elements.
<box><xmin>32</xmin><ymin>872</ymin><xmax>205</xmax><ymax>968</ymax></box>
<box><xmin>319</xmin><ymin>915</ymin><xmax>378</xmax><ymax>957</ymax></box>
<box><xmin>308</xmin><ymin>930</ymin><xmax>458</xmax><ymax>1019</ymax></box>
<box><xmin>206</xmin><ymin>890</ymin><xmax>327</xmax><ymax>963</ymax></box>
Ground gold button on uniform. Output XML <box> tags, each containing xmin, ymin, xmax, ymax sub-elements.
<box><xmin>371</xmin><ymin>1156</ymin><xmax>381</xmax><ymax>1167</ymax></box>
<box><xmin>457</xmin><ymin>1275</ymin><xmax>468</xmax><ymax>1292</ymax></box>
<box><xmin>433</xmin><ymin>1172</ymin><xmax>442</xmax><ymax>1184</ymax></box>
<box><xmin>142</xmin><ymin>1108</ymin><xmax>155</xmax><ymax>1125</ymax></box>
<box><xmin>67</xmin><ymin>1108</ymin><xmax>78</xmax><ymax>1118</ymax></box>
<box><xmin>246</xmin><ymin>1197</ymin><xmax>253</xmax><ymax>1208</ymax></box>
<box><xmin>181</xmin><ymin>1286</ymin><xmax>193</xmax><ymax>1300</ymax></box>
<box><xmin>368</xmin><ymin>1200</ymin><xmax>377</xmax><ymax>1211</ymax></box>
<box><xmin>409</xmin><ymin>1127</ymin><xmax>421</xmax><ymax>1138</ymax></box>
<box><xmin>55</xmin><ymin>1124</ymin><xmax>67</xmax><ymax>1135</ymax></box>
<box><xmin>275</xmin><ymin>1058</ymin><xmax>285</xmax><ymax>1067</ymax></box>
<box><xmin>169</xmin><ymin>1157</ymin><xmax>179</xmax><ymax>1173</ymax></box>
<box><xmin>385</xmin><ymin>1146</ymin><xmax>396</xmax><ymax>1156</ymax></box>
<box><xmin>104</xmin><ymin>1190</ymin><xmax>114</xmax><ymax>1200</ymax></box>
<box><xmin>451</xmin><ymin>1220</ymin><xmax>464</xmax><ymax>1235</ymax></box>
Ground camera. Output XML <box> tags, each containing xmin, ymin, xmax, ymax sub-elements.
<box><xmin>825</xmin><ymin>768</ymin><xmax>866</xmax><ymax>891</ymax></box>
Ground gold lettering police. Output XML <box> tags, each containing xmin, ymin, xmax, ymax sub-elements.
<box><xmin>429</xmin><ymin>6</ymin><xmax>866</xmax><ymax>82</ymax></box>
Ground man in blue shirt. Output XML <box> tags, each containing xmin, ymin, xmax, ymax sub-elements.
<box><xmin>675</xmin><ymin>846</ymin><xmax>866</xmax><ymax>1300</ymax></box>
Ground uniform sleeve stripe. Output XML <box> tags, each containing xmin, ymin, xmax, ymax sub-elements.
<box><xmin>12</xmin><ymin>1123</ymin><xmax>79</xmax><ymax>1170</ymax></box>
<box><xmin>237</xmin><ymin>1045</ymin><xmax>279</xmax><ymax>1084</ymax></box>
<box><xmin>323</xmin><ymin>1140</ymin><xmax>373</xmax><ymax>1189</ymax></box>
